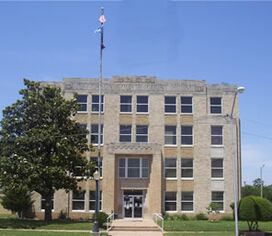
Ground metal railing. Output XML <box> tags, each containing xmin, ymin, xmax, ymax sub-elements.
<box><xmin>152</xmin><ymin>213</ymin><xmax>164</xmax><ymax>232</ymax></box>
<box><xmin>106</xmin><ymin>212</ymin><xmax>115</xmax><ymax>231</ymax></box>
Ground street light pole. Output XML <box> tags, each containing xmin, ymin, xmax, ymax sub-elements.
<box><xmin>260</xmin><ymin>164</ymin><xmax>265</xmax><ymax>198</ymax></box>
<box><xmin>230</xmin><ymin>86</ymin><xmax>245</xmax><ymax>236</ymax></box>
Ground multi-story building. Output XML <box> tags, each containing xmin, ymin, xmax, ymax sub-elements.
<box><xmin>32</xmin><ymin>76</ymin><xmax>242</xmax><ymax>219</ymax></box>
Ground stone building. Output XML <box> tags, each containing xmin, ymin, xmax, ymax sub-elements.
<box><xmin>32</xmin><ymin>76</ymin><xmax>242</xmax><ymax>219</ymax></box>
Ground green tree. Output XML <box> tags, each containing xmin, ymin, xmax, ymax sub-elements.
<box><xmin>239</xmin><ymin>196</ymin><xmax>272</xmax><ymax>231</ymax></box>
<box><xmin>0</xmin><ymin>79</ymin><xmax>93</xmax><ymax>222</ymax></box>
<box><xmin>0</xmin><ymin>186</ymin><xmax>33</xmax><ymax>218</ymax></box>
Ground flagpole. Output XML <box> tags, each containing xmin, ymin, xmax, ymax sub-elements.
<box><xmin>93</xmin><ymin>7</ymin><xmax>105</xmax><ymax>233</ymax></box>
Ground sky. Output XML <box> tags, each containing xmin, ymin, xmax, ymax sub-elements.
<box><xmin>0</xmin><ymin>0</ymin><xmax>272</xmax><ymax>185</ymax></box>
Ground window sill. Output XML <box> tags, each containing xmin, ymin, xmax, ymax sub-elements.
<box><xmin>41</xmin><ymin>210</ymin><xmax>55</xmax><ymax>212</ymax></box>
<box><xmin>211</xmin><ymin>178</ymin><xmax>224</xmax><ymax>181</ymax></box>
<box><xmin>136</xmin><ymin>112</ymin><xmax>149</xmax><ymax>115</ymax></box>
<box><xmin>165</xmin><ymin>210</ymin><xmax>177</xmax><ymax>213</ymax></box>
<box><xmin>181</xmin><ymin>210</ymin><xmax>194</xmax><ymax>213</ymax></box>
<box><xmin>210</xmin><ymin>145</ymin><xmax>224</xmax><ymax>148</ymax></box>
<box><xmin>120</xmin><ymin>112</ymin><xmax>133</xmax><ymax>114</ymax></box>
<box><xmin>164</xmin><ymin>113</ymin><xmax>177</xmax><ymax>115</ymax></box>
<box><xmin>91</xmin><ymin>111</ymin><xmax>104</xmax><ymax>114</ymax></box>
<box><xmin>92</xmin><ymin>144</ymin><xmax>104</xmax><ymax>147</ymax></box>
<box><xmin>165</xmin><ymin>178</ymin><xmax>178</xmax><ymax>180</ymax></box>
<box><xmin>71</xmin><ymin>210</ymin><xmax>86</xmax><ymax>212</ymax></box>
<box><xmin>77</xmin><ymin>111</ymin><xmax>88</xmax><ymax>114</ymax></box>
<box><xmin>181</xmin><ymin>178</ymin><xmax>194</xmax><ymax>181</ymax></box>
<box><xmin>164</xmin><ymin>145</ymin><xmax>178</xmax><ymax>147</ymax></box>
<box><xmin>180</xmin><ymin>113</ymin><xmax>193</xmax><ymax>115</ymax></box>
<box><xmin>181</xmin><ymin>145</ymin><xmax>194</xmax><ymax>147</ymax></box>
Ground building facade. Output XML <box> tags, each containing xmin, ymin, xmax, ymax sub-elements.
<box><xmin>32</xmin><ymin>76</ymin><xmax>241</xmax><ymax>219</ymax></box>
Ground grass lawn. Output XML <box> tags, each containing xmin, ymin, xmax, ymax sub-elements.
<box><xmin>164</xmin><ymin>220</ymin><xmax>272</xmax><ymax>233</ymax></box>
<box><xmin>0</xmin><ymin>230</ymin><xmax>90</xmax><ymax>236</ymax></box>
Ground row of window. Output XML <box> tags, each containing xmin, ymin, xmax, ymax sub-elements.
<box><xmin>165</xmin><ymin>191</ymin><xmax>224</xmax><ymax>212</ymax></box>
<box><xmin>41</xmin><ymin>191</ymin><xmax>102</xmax><ymax>211</ymax></box>
<box><xmin>164</xmin><ymin>158</ymin><xmax>223</xmax><ymax>179</ymax></box>
<box><xmin>84</xmin><ymin>124</ymin><xmax>223</xmax><ymax>146</ymax></box>
<box><xmin>77</xmin><ymin>95</ymin><xmax>223</xmax><ymax>114</ymax></box>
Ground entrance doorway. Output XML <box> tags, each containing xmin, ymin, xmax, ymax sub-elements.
<box><xmin>123</xmin><ymin>190</ymin><xmax>143</xmax><ymax>218</ymax></box>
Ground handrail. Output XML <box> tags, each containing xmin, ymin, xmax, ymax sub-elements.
<box><xmin>152</xmin><ymin>213</ymin><xmax>164</xmax><ymax>232</ymax></box>
<box><xmin>106</xmin><ymin>212</ymin><xmax>115</xmax><ymax>231</ymax></box>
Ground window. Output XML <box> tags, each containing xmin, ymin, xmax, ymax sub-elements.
<box><xmin>41</xmin><ymin>194</ymin><xmax>54</xmax><ymax>210</ymax></box>
<box><xmin>76</xmin><ymin>95</ymin><xmax>87</xmax><ymax>112</ymax></box>
<box><xmin>118</xmin><ymin>158</ymin><xmax>149</xmax><ymax>178</ymax></box>
<box><xmin>211</xmin><ymin>126</ymin><xmax>223</xmax><ymax>145</ymax></box>
<box><xmin>181</xmin><ymin>159</ymin><xmax>193</xmax><ymax>178</ymax></box>
<box><xmin>165</xmin><ymin>126</ymin><xmax>176</xmax><ymax>145</ymax></box>
<box><xmin>181</xmin><ymin>126</ymin><xmax>193</xmax><ymax>145</ymax></box>
<box><xmin>119</xmin><ymin>125</ymin><xmax>132</xmax><ymax>142</ymax></box>
<box><xmin>211</xmin><ymin>158</ymin><xmax>223</xmax><ymax>178</ymax></box>
<box><xmin>211</xmin><ymin>191</ymin><xmax>224</xmax><ymax>211</ymax></box>
<box><xmin>165</xmin><ymin>192</ymin><xmax>177</xmax><ymax>211</ymax></box>
<box><xmin>137</xmin><ymin>96</ymin><xmax>148</xmax><ymax>113</ymax></box>
<box><xmin>72</xmin><ymin>191</ymin><xmax>85</xmax><ymax>210</ymax></box>
<box><xmin>78</xmin><ymin>123</ymin><xmax>88</xmax><ymax>138</ymax></box>
<box><xmin>92</xmin><ymin>95</ymin><xmax>104</xmax><ymax>113</ymax></box>
<box><xmin>120</xmin><ymin>95</ymin><xmax>132</xmax><ymax>113</ymax></box>
<box><xmin>91</xmin><ymin>124</ymin><xmax>103</xmax><ymax>145</ymax></box>
<box><xmin>181</xmin><ymin>96</ymin><xmax>192</xmax><ymax>113</ymax></box>
<box><xmin>89</xmin><ymin>191</ymin><xmax>102</xmax><ymax>211</ymax></box>
<box><xmin>210</xmin><ymin>97</ymin><xmax>222</xmax><ymax>114</ymax></box>
<box><xmin>90</xmin><ymin>157</ymin><xmax>103</xmax><ymax>177</ymax></box>
<box><xmin>181</xmin><ymin>192</ymin><xmax>194</xmax><ymax>211</ymax></box>
<box><xmin>136</xmin><ymin>125</ymin><xmax>148</xmax><ymax>142</ymax></box>
<box><xmin>165</xmin><ymin>96</ymin><xmax>176</xmax><ymax>113</ymax></box>
<box><xmin>164</xmin><ymin>158</ymin><xmax>177</xmax><ymax>178</ymax></box>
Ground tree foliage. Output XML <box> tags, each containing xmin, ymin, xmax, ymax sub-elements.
<box><xmin>0</xmin><ymin>79</ymin><xmax>93</xmax><ymax>221</ymax></box>
<box><xmin>238</xmin><ymin>196</ymin><xmax>272</xmax><ymax>231</ymax></box>
<box><xmin>0</xmin><ymin>186</ymin><xmax>33</xmax><ymax>218</ymax></box>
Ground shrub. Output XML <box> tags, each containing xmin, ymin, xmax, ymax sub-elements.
<box><xmin>195</xmin><ymin>212</ymin><xmax>208</xmax><ymax>220</ymax></box>
<box><xmin>239</xmin><ymin>195</ymin><xmax>272</xmax><ymax>231</ymax></box>
<box><xmin>221</xmin><ymin>214</ymin><xmax>233</xmax><ymax>221</ymax></box>
<box><xmin>92</xmin><ymin>212</ymin><xmax>108</xmax><ymax>228</ymax></box>
<box><xmin>207</xmin><ymin>202</ymin><xmax>222</xmax><ymax>214</ymax></box>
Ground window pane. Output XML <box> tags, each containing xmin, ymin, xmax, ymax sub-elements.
<box><xmin>211</xmin><ymin>126</ymin><xmax>222</xmax><ymax>135</ymax></box>
<box><xmin>165</xmin><ymin>202</ymin><xmax>176</xmax><ymax>211</ymax></box>
<box><xmin>212</xmin><ymin>192</ymin><xmax>223</xmax><ymax>201</ymax></box>
<box><xmin>142</xmin><ymin>168</ymin><xmax>149</xmax><ymax>178</ymax></box>
<box><xmin>165</xmin><ymin>106</ymin><xmax>176</xmax><ymax>113</ymax></box>
<box><xmin>182</xmin><ymin>159</ymin><xmax>193</xmax><ymax>167</ymax></box>
<box><xmin>120</xmin><ymin>105</ymin><xmax>132</xmax><ymax>112</ymax></box>
<box><xmin>182</xmin><ymin>192</ymin><xmax>193</xmax><ymax>201</ymax></box>
<box><xmin>181</xmin><ymin>106</ymin><xmax>192</xmax><ymax>113</ymax></box>
<box><xmin>119</xmin><ymin>168</ymin><xmax>125</xmax><ymax>178</ymax></box>
<box><xmin>142</xmin><ymin>159</ymin><xmax>149</xmax><ymax>168</ymax></box>
<box><xmin>77</xmin><ymin>95</ymin><xmax>87</xmax><ymax>103</ymax></box>
<box><xmin>181</xmin><ymin>136</ymin><xmax>193</xmax><ymax>145</ymax></box>
<box><xmin>137</xmin><ymin>96</ymin><xmax>148</xmax><ymax>103</ymax></box>
<box><xmin>165</xmin><ymin>192</ymin><xmax>176</xmax><ymax>201</ymax></box>
<box><xmin>212</xmin><ymin>159</ymin><xmax>223</xmax><ymax>167</ymax></box>
<box><xmin>92</xmin><ymin>95</ymin><xmax>104</xmax><ymax>103</ymax></box>
<box><xmin>165</xmin><ymin>159</ymin><xmax>176</xmax><ymax>168</ymax></box>
<box><xmin>73</xmin><ymin>192</ymin><xmax>85</xmax><ymax>200</ymax></box>
<box><xmin>128</xmin><ymin>168</ymin><xmax>140</xmax><ymax>178</ymax></box>
<box><xmin>72</xmin><ymin>202</ymin><xmax>84</xmax><ymax>210</ymax></box>
<box><xmin>137</xmin><ymin>105</ymin><xmax>148</xmax><ymax>112</ymax></box>
<box><xmin>120</xmin><ymin>135</ymin><xmax>131</xmax><ymax>142</ymax></box>
<box><xmin>181</xmin><ymin>96</ymin><xmax>192</xmax><ymax>104</ymax></box>
<box><xmin>212</xmin><ymin>169</ymin><xmax>223</xmax><ymax>178</ymax></box>
<box><xmin>211</xmin><ymin>107</ymin><xmax>222</xmax><ymax>114</ymax></box>
<box><xmin>181</xmin><ymin>169</ymin><xmax>193</xmax><ymax>178</ymax></box>
<box><xmin>120</xmin><ymin>125</ymin><xmax>131</xmax><ymax>134</ymax></box>
<box><xmin>182</xmin><ymin>126</ymin><xmax>192</xmax><ymax>135</ymax></box>
<box><xmin>119</xmin><ymin>159</ymin><xmax>126</xmax><ymax>167</ymax></box>
<box><xmin>136</xmin><ymin>126</ymin><xmax>148</xmax><ymax>134</ymax></box>
<box><xmin>210</xmin><ymin>97</ymin><xmax>221</xmax><ymax>105</ymax></box>
<box><xmin>121</xmin><ymin>96</ymin><xmax>132</xmax><ymax>103</ymax></box>
<box><xmin>165</xmin><ymin>169</ymin><xmax>176</xmax><ymax>178</ymax></box>
<box><xmin>128</xmin><ymin>159</ymin><xmax>140</xmax><ymax>167</ymax></box>
<box><xmin>211</xmin><ymin>136</ymin><xmax>223</xmax><ymax>145</ymax></box>
<box><xmin>181</xmin><ymin>202</ymin><xmax>193</xmax><ymax>211</ymax></box>
<box><xmin>136</xmin><ymin>136</ymin><xmax>148</xmax><ymax>142</ymax></box>
<box><xmin>165</xmin><ymin>126</ymin><xmax>176</xmax><ymax>135</ymax></box>
<box><xmin>165</xmin><ymin>96</ymin><xmax>176</xmax><ymax>104</ymax></box>
<box><xmin>165</xmin><ymin>136</ymin><xmax>176</xmax><ymax>145</ymax></box>
<box><xmin>78</xmin><ymin>104</ymin><xmax>87</xmax><ymax>112</ymax></box>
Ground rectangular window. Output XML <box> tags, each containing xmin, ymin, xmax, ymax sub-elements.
<box><xmin>210</xmin><ymin>97</ymin><xmax>222</xmax><ymax>114</ymax></box>
<box><xmin>78</xmin><ymin>123</ymin><xmax>88</xmax><ymax>138</ymax></box>
<box><xmin>164</xmin><ymin>158</ymin><xmax>177</xmax><ymax>178</ymax></box>
<box><xmin>165</xmin><ymin>126</ymin><xmax>176</xmax><ymax>145</ymax></box>
<box><xmin>181</xmin><ymin>96</ymin><xmax>193</xmax><ymax>113</ymax></box>
<box><xmin>120</xmin><ymin>95</ymin><xmax>132</xmax><ymax>113</ymax></box>
<box><xmin>211</xmin><ymin>191</ymin><xmax>224</xmax><ymax>211</ymax></box>
<box><xmin>76</xmin><ymin>95</ymin><xmax>87</xmax><ymax>112</ymax></box>
<box><xmin>72</xmin><ymin>191</ymin><xmax>85</xmax><ymax>210</ymax></box>
<box><xmin>92</xmin><ymin>95</ymin><xmax>104</xmax><ymax>113</ymax></box>
<box><xmin>165</xmin><ymin>96</ymin><xmax>176</xmax><ymax>113</ymax></box>
<box><xmin>181</xmin><ymin>126</ymin><xmax>193</xmax><ymax>145</ymax></box>
<box><xmin>90</xmin><ymin>157</ymin><xmax>103</xmax><ymax>177</ymax></box>
<box><xmin>91</xmin><ymin>124</ymin><xmax>103</xmax><ymax>145</ymax></box>
<box><xmin>181</xmin><ymin>159</ymin><xmax>193</xmax><ymax>178</ymax></box>
<box><xmin>118</xmin><ymin>158</ymin><xmax>149</xmax><ymax>178</ymax></box>
<box><xmin>119</xmin><ymin>125</ymin><xmax>132</xmax><ymax>142</ymax></box>
<box><xmin>211</xmin><ymin>126</ymin><xmax>223</xmax><ymax>145</ymax></box>
<box><xmin>41</xmin><ymin>194</ymin><xmax>54</xmax><ymax>210</ymax></box>
<box><xmin>181</xmin><ymin>192</ymin><xmax>194</xmax><ymax>211</ymax></box>
<box><xmin>211</xmin><ymin>158</ymin><xmax>223</xmax><ymax>178</ymax></box>
<box><xmin>165</xmin><ymin>192</ymin><xmax>177</xmax><ymax>211</ymax></box>
<box><xmin>136</xmin><ymin>96</ymin><xmax>148</xmax><ymax>113</ymax></box>
<box><xmin>89</xmin><ymin>191</ymin><xmax>102</xmax><ymax>211</ymax></box>
<box><xmin>136</xmin><ymin>125</ymin><xmax>148</xmax><ymax>142</ymax></box>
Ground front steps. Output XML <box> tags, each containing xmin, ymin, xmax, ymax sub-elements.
<box><xmin>108</xmin><ymin>219</ymin><xmax>163</xmax><ymax>236</ymax></box>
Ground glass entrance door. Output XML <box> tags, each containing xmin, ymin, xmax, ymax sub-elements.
<box><xmin>123</xmin><ymin>190</ymin><xmax>143</xmax><ymax>218</ymax></box>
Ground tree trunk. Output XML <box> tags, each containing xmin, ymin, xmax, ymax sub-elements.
<box><xmin>44</xmin><ymin>194</ymin><xmax>53</xmax><ymax>222</ymax></box>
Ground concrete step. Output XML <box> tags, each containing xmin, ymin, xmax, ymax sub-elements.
<box><xmin>110</xmin><ymin>226</ymin><xmax>161</xmax><ymax>231</ymax></box>
<box><xmin>108</xmin><ymin>231</ymin><xmax>163</xmax><ymax>236</ymax></box>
